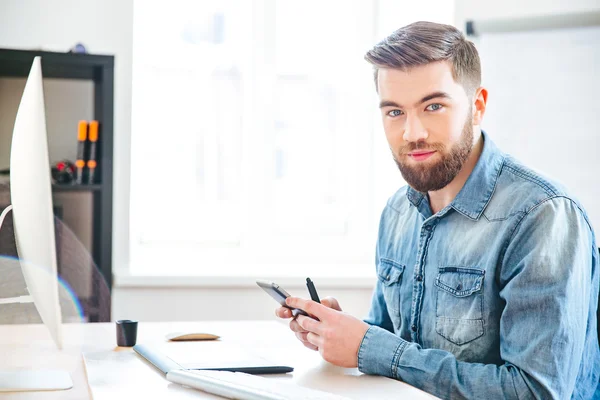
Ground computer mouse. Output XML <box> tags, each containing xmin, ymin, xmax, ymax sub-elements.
<box><xmin>165</xmin><ymin>332</ymin><xmax>220</xmax><ymax>341</ymax></box>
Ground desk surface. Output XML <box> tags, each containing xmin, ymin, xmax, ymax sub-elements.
<box><xmin>0</xmin><ymin>321</ymin><xmax>437</xmax><ymax>399</ymax></box>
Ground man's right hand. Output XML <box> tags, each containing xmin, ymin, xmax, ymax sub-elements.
<box><xmin>275</xmin><ymin>297</ymin><xmax>342</xmax><ymax>351</ymax></box>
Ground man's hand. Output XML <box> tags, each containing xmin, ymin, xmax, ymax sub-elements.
<box><xmin>275</xmin><ymin>297</ymin><xmax>342</xmax><ymax>352</ymax></box>
<box><xmin>286</xmin><ymin>297</ymin><xmax>370</xmax><ymax>368</ymax></box>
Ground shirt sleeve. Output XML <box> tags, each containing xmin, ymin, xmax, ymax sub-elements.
<box><xmin>358</xmin><ymin>196</ymin><xmax>595</xmax><ymax>400</ymax></box>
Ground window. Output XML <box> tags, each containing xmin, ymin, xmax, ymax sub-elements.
<box><xmin>130</xmin><ymin>0</ymin><xmax>454</xmax><ymax>276</ymax></box>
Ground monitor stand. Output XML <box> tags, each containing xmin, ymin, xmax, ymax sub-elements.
<box><xmin>0</xmin><ymin>206</ymin><xmax>72</xmax><ymax>392</ymax></box>
<box><xmin>0</xmin><ymin>293</ymin><xmax>73</xmax><ymax>392</ymax></box>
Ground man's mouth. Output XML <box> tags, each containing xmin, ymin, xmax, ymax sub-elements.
<box><xmin>408</xmin><ymin>150</ymin><xmax>436</xmax><ymax>161</ymax></box>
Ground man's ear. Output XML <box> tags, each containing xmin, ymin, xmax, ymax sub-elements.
<box><xmin>472</xmin><ymin>87</ymin><xmax>488</xmax><ymax>126</ymax></box>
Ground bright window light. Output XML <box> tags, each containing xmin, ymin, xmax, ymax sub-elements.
<box><xmin>130</xmin><ymin>0</ymin><xmax>454</xmax><ymax>277</ymax></box>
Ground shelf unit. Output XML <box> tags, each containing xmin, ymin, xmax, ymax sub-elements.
<box><xmin>0</xmin><ymin>48</ymin><xmax>114</xmax><ymax>322</ymax></box>
<box><xmin>52</xmin><ymin>184</ymin><xmax>103</xmax><ymax>192</ymax></box>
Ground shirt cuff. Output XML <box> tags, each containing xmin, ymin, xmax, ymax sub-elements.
<box><xmin>357</xmin><ymin>325</ymin><xmax>408</xmax><ymax>378</ymax></box>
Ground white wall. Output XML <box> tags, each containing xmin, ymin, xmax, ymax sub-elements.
<box><xmin>455</xmin><ymin>0</ymin><xmax>600</xmax><ymax>32</ymax></box>
<box><xmin>113</xmin><ymin>284</ymin><xmax>374</xmax><ymax>322</ymax></box>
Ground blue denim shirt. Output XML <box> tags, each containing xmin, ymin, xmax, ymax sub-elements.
<box><xmin>358</xmin><ymin>132</ymin><xmax>600</xmax><ymax>399</ymax></box>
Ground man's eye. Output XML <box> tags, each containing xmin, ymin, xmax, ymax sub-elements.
<box><xmin>387</xmin><ymin>109</ymin><xmax>403</xmax><ymax>117</ymax></box>
<box><xmin>426</xmin><ymin>103</ymin><xmax>443</xmax><ymax>111</ymax></box>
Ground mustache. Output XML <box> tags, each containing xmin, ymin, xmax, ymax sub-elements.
<box><xmin>398</xmin><ymin>141</ymin><xmax>446</xmax><ymax>155</ymax></box>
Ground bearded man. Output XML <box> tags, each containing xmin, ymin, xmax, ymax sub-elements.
<box><xmin>276</xmin><ymin>21</ymin><xmax>600</xmax><ymax>400</ymax></box>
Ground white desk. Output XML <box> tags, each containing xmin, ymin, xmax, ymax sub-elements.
<box><xmin>0</xmin><ymin>321</ymin><xmax>437</xmax><ymax>399</ymax></box>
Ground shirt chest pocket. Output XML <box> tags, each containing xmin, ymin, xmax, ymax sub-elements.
<box><xmin>377</xmin><ymin>259</ymin><xmax>405</xmax><ymax>330</ymax></box>
<box><xmin>435</xmin><ymin>267</ymin><xmax>485</xmax><ymax>346</ymax></box>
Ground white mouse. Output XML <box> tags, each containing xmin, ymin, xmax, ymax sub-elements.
<box><xmin>165</xmin><ymin>332</ymin><xmax>220</xmax><ymax>341</ymax></box>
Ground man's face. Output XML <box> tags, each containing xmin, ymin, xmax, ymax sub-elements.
<box><xmin>377</xmin><ymin>61</ymin><xmax>475</xmax><ymax>193</ymax></box>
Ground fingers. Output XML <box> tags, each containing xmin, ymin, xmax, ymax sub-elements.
<box><xmin>286</xmin><ymin>297</ymin><xmax>330</xmax><ymax>320</ymax></box>
<box><xmin>306</xmin><ymin>332</ymin><xmax>322</xmax><ymax>348</ymax></box>
<box><xmin>276</xmin><ymin>307</ymin><xmax>292</xmax><ymax>319</ymax></box>
<box><xmin>295</xmin><ymin>331</ymin><xmax>309</xmax><ymax>342</ymax></box>
<box><xmin>303</xmin><ymin>341</ymin><xmax>318</xmax><ymax>351</ymax></box>
<box><xmin>293</xmin><ymin>324</ymin><xmax>318</xmax><ymax>351</ymax></box>
<box><xmin>320</xmin><ymin>297</ymin><xmax>342</xmax><ymax>312</ymax></box>
<box><xmin>296</xmin><ymin>315</ymin><xmax>323</xmax><ymax>335</ymax></box>
<box><xmin>296</xmin><ymin>331</ymin><xmax>319</xmax><ymax>351</ymax></box>
<box><xmin>289</xmin><ymin>319</ymin><xmax>306</xmax><ymax>333</ymax></box>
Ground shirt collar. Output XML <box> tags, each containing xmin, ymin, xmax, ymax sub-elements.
<box><xmin>406</xmin><ymin>131</ymin><xmax>505</xmax><ymax>220</ymax></box>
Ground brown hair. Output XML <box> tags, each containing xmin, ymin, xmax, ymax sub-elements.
<box><xmin>364</xmin><ymin>21</ymin><xmax>481</xmax><ymax>96</ymax></box>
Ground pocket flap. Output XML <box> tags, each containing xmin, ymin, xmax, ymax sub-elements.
<box><xmin>377</xmin><ymin>258</ymin><xmax>405</xmax><ymax>286</ymax></box>
<box><xmin>435</xmin><ymin>267</ymin><xmax>484</xmax><ymax>297</ymax></box>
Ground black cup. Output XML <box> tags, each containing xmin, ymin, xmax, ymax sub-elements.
<box><xmin>116</xmin><ymin>319</ymin><xmax>138</xmax><ymax>347</ymax></box>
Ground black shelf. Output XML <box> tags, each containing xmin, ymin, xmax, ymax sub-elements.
<box><xmin>0</xmin><ymin>48</ymin><xmax>114</xmax><ymax>322</ymax></box>
<box><xmin>0</xmin><ymin>49</ymin><xmax>113</xmax><ymax>80</ymax></box>
<box><xmin>52</xmin><ymin>184</ymin><xmax>103</xmax><ymax>192</ymax></box>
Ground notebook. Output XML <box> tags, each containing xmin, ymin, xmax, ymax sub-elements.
<box><xmin>133</xmin><ymin>342</ymin><xmax>294</xmax><ymax>375</ymax></box>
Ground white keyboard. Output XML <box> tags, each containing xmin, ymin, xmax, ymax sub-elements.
<box><xmin>166</xmin><ymin>369</ymin><xmax>351</xmax><ymax>400</ymax></box>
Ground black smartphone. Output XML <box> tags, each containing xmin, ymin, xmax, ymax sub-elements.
<box><xmin>256</xmin><ymin>280</ymin><xmax>309</xmax><ymax>317</ymax></box>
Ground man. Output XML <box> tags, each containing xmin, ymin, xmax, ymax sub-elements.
<box><xmin>276</xmin><ymin>21</ymin><xmax>600</xmax><ymax>399</ymax></box>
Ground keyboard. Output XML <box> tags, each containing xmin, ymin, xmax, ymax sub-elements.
<box><xmin>166</xmin><ymin>369</ymin><xmax>351</xmax><ymax>400</ymax></box>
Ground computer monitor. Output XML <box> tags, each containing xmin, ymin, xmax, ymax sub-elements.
<box><xmin>0</xmin><ymin>57</ymin><xmax>73</xmax><ymax>391</ymax></box>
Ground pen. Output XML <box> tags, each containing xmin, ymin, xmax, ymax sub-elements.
<box><xmin>306</xmin><ymin>277</ymin><xmax>320</xmax><ymax>303</ymax></box>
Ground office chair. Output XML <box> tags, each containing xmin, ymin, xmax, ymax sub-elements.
<box><xmin>0</xmin><ymin>209</ymin><xmax>109</xmax><ymax>323</ymax></box>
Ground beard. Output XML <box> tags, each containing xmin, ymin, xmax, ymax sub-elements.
<box><xmin>393</xmin><ymin>114</ymin><xmax>474</xmax><ymax>193</ymax></box>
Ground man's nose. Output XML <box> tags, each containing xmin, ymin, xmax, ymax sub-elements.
<box><xmin>403</xmin><ymin>113</ymin><xmax>428</xmax><ymax>142</ymax></box>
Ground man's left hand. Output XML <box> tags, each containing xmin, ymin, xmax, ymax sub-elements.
<box><xmin>286</xmin><ymin>297</ymin><xmax>370</xmax><ymax>368</ymax></box>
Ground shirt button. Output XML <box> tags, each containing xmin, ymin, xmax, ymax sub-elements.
<box><xmin>411</xmin><ymin>324</ymin><xmax>417</xmax><ymax>332</ymax></box>
<box><xmin>416</xmin><ymin>275</ymin><xmax>423</xmax><ymax>282</ymax></box>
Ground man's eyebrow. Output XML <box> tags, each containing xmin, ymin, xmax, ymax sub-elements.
<box><xmin>379</xmin><ymin>100</ymin><xmax>401</xmax><ymax>109</ymax></box>
<box><xmin>419</xmin><ymin>91</ymin><xmax>452</xmax><ymax>104</ymax></box>
<box><xmin>378</xmin><ymin>91</ymin><xmax>453</xmax><ymax>109</ymax></box>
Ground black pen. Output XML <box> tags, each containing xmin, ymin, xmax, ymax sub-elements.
<box><xmin>306</xmin><ymin>277</ymin><xmax>320</xmax><ymax>303</ymax></box>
